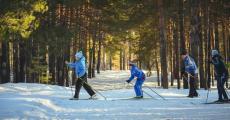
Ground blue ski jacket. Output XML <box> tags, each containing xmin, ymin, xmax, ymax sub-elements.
<box><xmin>128</xmin><ymin>65</ymin><xmax>145</xmax><ymax>81</ymax></box>
<box><xmin>67</xmin><ymin>51</ymin><xmax>86</xmax><ymax>77</ymax></box>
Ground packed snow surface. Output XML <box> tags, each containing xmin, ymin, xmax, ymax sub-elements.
<box><xmin>0</xmin><ymin>71</ymin><xmax>230</xmax><ymax>120</ymax></box>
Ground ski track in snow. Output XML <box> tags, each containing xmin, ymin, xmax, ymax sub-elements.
<box><xmin>0</xmin><ymin>70</ymin><xmax>230</xmax><ymax>120</ymax></box>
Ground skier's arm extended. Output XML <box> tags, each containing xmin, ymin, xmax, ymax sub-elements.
<box><xmin>128</xmin><ymin>73</ymin><xmax>135</xmax><ymax>81</ymax></box>
<box><xmin>126</xmin><ymin>73</ymin><xmax>134</xmax><ymax>83</ymax></box>
<box><xmin>65</xmin><ymin>61</ymin><xmax>76</xmax><ymax>68</ymax></box>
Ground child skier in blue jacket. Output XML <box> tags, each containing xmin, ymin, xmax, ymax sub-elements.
<box><xmin>126</xmin><ymin>62</ymin><xmax>146</xmax><ymax>98</ymax></box>
<box><xmin>65</xmin><ymin>51</ymin><xmax>96</xmax><ymax>99</ymax></box>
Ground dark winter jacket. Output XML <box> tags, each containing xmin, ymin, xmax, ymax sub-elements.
<box><xmin>211</xmin><ymin>55</ymin><xmax>229</xmax><ymax>77</ymax></box>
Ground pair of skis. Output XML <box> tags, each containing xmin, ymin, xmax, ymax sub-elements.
<box><xmin>204</xmin><ymin>99</ymin><xmax>230</xmax><ymax>104</ymax></box>
<box><xmin>127</xmin><ymin>82</ymin><xmax>166</xmax><ymax>100</ymax></box>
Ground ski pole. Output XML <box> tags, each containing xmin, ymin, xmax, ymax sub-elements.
<box><xmin>144</xmin><ymin>86</ymin><xmax>166</xmax><ymax>100</ymax></box>
<box><xmin>129</xmin><ymin>82</ymin><xmax>156</xmax><ymax>99</ymax></box>
<box><xmin>205</xmin><ymin>89</ymin><xmax>211</xmax><ymax>103</ymax></box>
<box><xmin>205</xmin><ymin>72</ymin><xmax>212</xmax><ymax>103</ymax></box>
<box><xmin>70</xmin><ymin>83</ymin><xmax>74</xmax><ymax>97</ymax></box>
<box><xmin>224</xmin><ymin>88</ymin><xmax>230</xmax><ymax>98</ymax></box>
<box><xmin>82</xmin><ymin>80</ymin><xmax>107</xmax><ymax>100</ymax></box>
<box><xmin>67</xmin><ymin>67</ymin><xmax>74</xmax><ymax>97</ymax></box>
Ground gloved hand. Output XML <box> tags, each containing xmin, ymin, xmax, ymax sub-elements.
<box><xmin>126</xmin><ymin>80</ymin><xmax>131</xmax><ymax>83</ymax></box>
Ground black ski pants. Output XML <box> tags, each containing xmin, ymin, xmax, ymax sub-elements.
<box><xmin>189</xmin><ymin>73</ymin><xmax>198</xmax><ymax>96</ymax></box>
<box><xmin>216</xmin><ymin>74</ymin><xmax>228</xmax><ymax>100</ymax></box>
<box><xmin>74</xmin><ymin>73</ymin><xmax>96</xmax><ymax>98</ymax></box>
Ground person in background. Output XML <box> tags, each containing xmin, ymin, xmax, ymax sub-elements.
<box><xmin>181</xmin><ymin>51</ymin><xmax>198</xmax><ymax>98</ymax></box>
<box><xmin>210</xmin><ymin>49</ymin><xmax>229</xmax><ymax>102</ymax></box>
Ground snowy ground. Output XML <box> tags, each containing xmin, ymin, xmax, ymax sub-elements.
<box><xmin>0</xmin><ymin>71</ymin><xmax>230</xmax><ymax>120</ymax></box>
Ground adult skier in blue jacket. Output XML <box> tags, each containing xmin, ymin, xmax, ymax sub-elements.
<box><xmin>126</xmin><ymin>61</ymin><xmax>146</xmax><ymax>98</ymax></box>
<box><xmin>181</xmin><ymin>51</ymin><xmax>198</xmax><ymax>98</ymax></box>
<box><xmin>65</xmin><ymin>51</ymin><xmax>96</xmax><ymax>99</ymax></box>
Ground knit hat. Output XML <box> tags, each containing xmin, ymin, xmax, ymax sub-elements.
<box><xmin>180</xmin><ymin>50</ymin><xmax>187</xmax><ymax>55</ymax></box>
<box><xmin>75</xmin><ymin>51</ymin><xmax>83</xmax><ymax>59</ymax></box>
<box><xmin>128</xmin><ymin>61</ymin><xmax>136</xmax><ymax>66</ymax></box>
<box><xmin>211</xmin><ymin>49</ymin><xmax>219</xmax><ymax>57</ymax></box>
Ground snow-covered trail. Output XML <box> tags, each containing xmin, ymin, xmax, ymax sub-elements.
<box><xmin>0</xmin><ymin>71</ymin><xmax>230</xmax><ymax>120</ymax></box>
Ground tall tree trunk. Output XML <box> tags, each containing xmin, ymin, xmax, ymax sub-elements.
<box><xmin>170</xmin><ymin>47</ymin><xmax>174</xmax><ymax>86</ymax></box>
<box><xmin>1</xmin><ymin>40</ymin><xmax>10</xmax><ymax>83</ymax></box>
<box><xmin>109</xmin><ymin>51</ymin><xmax>112</xmax><ymax>70</ymax></box>
<box><xmin>19</xmin><ymin>41</ymin><xmax>26</xmax><ymax>82</ymax></box>
<box><xmin>222</xmin><ymin>21</ymin><xmax>227</xmax><ymax>62</ymax></box>
<box><xmin>54</xmin><ymin>56</ymin><xmax>58</xmax><ymax>85</ymax></box>
<box><xmin>57</xmin><ymin>57</ymin><xmax>60</xmax><ymax>85</ymax></box>
<box><xmin>173</xmin><ymin>19</ymin><xmax>180</xmax><ymax>89</ymax></box>
<box><xmin>97</xmin><ymin>32</ymin><xmax>102</xmax><ymax>73</ymax></box>
<box><xmin>190</xmin><ymin>0</ymin><xmax>200</xmax><ymax>88</ymax></box>
<box><xmin>128</xmin><ymin>42</ymin><xmax>131</xmax><ymax>70</ymax></box>
<box><xmin>205</xmin><ymin>0</ymin><xmax>211</xmax><ymax>89</ymax></box>
<box><xmin>203</xmin><ymin>0</ymin><xmax>210</xmax><ymax>89</ymax></box>
<box><xmin>198</xmin><ymin>6</ymin><xmax>205</xmax><ymax>89</ymax></box>
<box><xmin>122</xmin><ymin>48</ymin><xmax>126</xmax><ymax>70</ymax></box>
<box><xmin>179</xmin><ymin>0</ymin><xmax>188</xmax><ymax>89</ymax></box>
<box><xmin>169</xmin><ymin>28</ymin><xmax>174</xmax><ymax>86</ymax></box>
<box><xmin>88</xmin><ymin>27</ymin><xmax>92</xmax><ymax>78</ymax></box>
<box><xmin>210</xmin><ymin>23</ymin><xmax>215</xmax><ymax>87</ymax></box>
<box><xmin>14</xmin><ymin>40</ymin><xmax>20</xmax><ymax>83</ymax></box>
<box><xmin>222</xmin><ymin>21</ymin><xmax>229</xmax><ymax>88</ymax></box>
<box><xmin>120</xmin><ymin>49</ymin><xmax>123</xmax><ymax>70</ymax></box>
<box><xmin>155</xmin><ymin>56</ymin><xmax>160</xmax><ymax>86</ymax></box>
<box><xmin>214</xmin><ymin>18</ymin><xmax>219</xmax><ymax>50</ymax></box>
<box><xmin>158</xmin><ymin>0</ymin><xmax>168</xmax><ymax>88</ymax></box>
<box><xmin>102</xmin><ymin>46</ymin><xmax>106</xmax><ymax>70</ymax></box>
<box><xmin>92</xmin><ymin>30</ymin><xmax>96</xmax><ymax>78</ymax></box>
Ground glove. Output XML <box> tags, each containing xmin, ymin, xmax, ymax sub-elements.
<box><xmin>126</xmin><ymin>80</ymin><xmax>131</xmax><ymax>83</ymax></box>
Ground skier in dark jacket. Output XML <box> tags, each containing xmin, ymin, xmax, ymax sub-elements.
<box><xmin>210</xmin><ymin>49</ymin><xmax>229</xmax><ymax>102</ymax></box>
<box><xmin>126</xmin><ymin>61</ymin><xmax>146</xmax><ymax>98</ymax></box>
<box><xmin>66</xmin><ymin>51</ymin><xmax>96</xmax><ymax>100</ymax></box>
<box><xmin>181</xmin><ymin>51</ymin><xmax>198</xmax><ymax>98</ymax></box>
